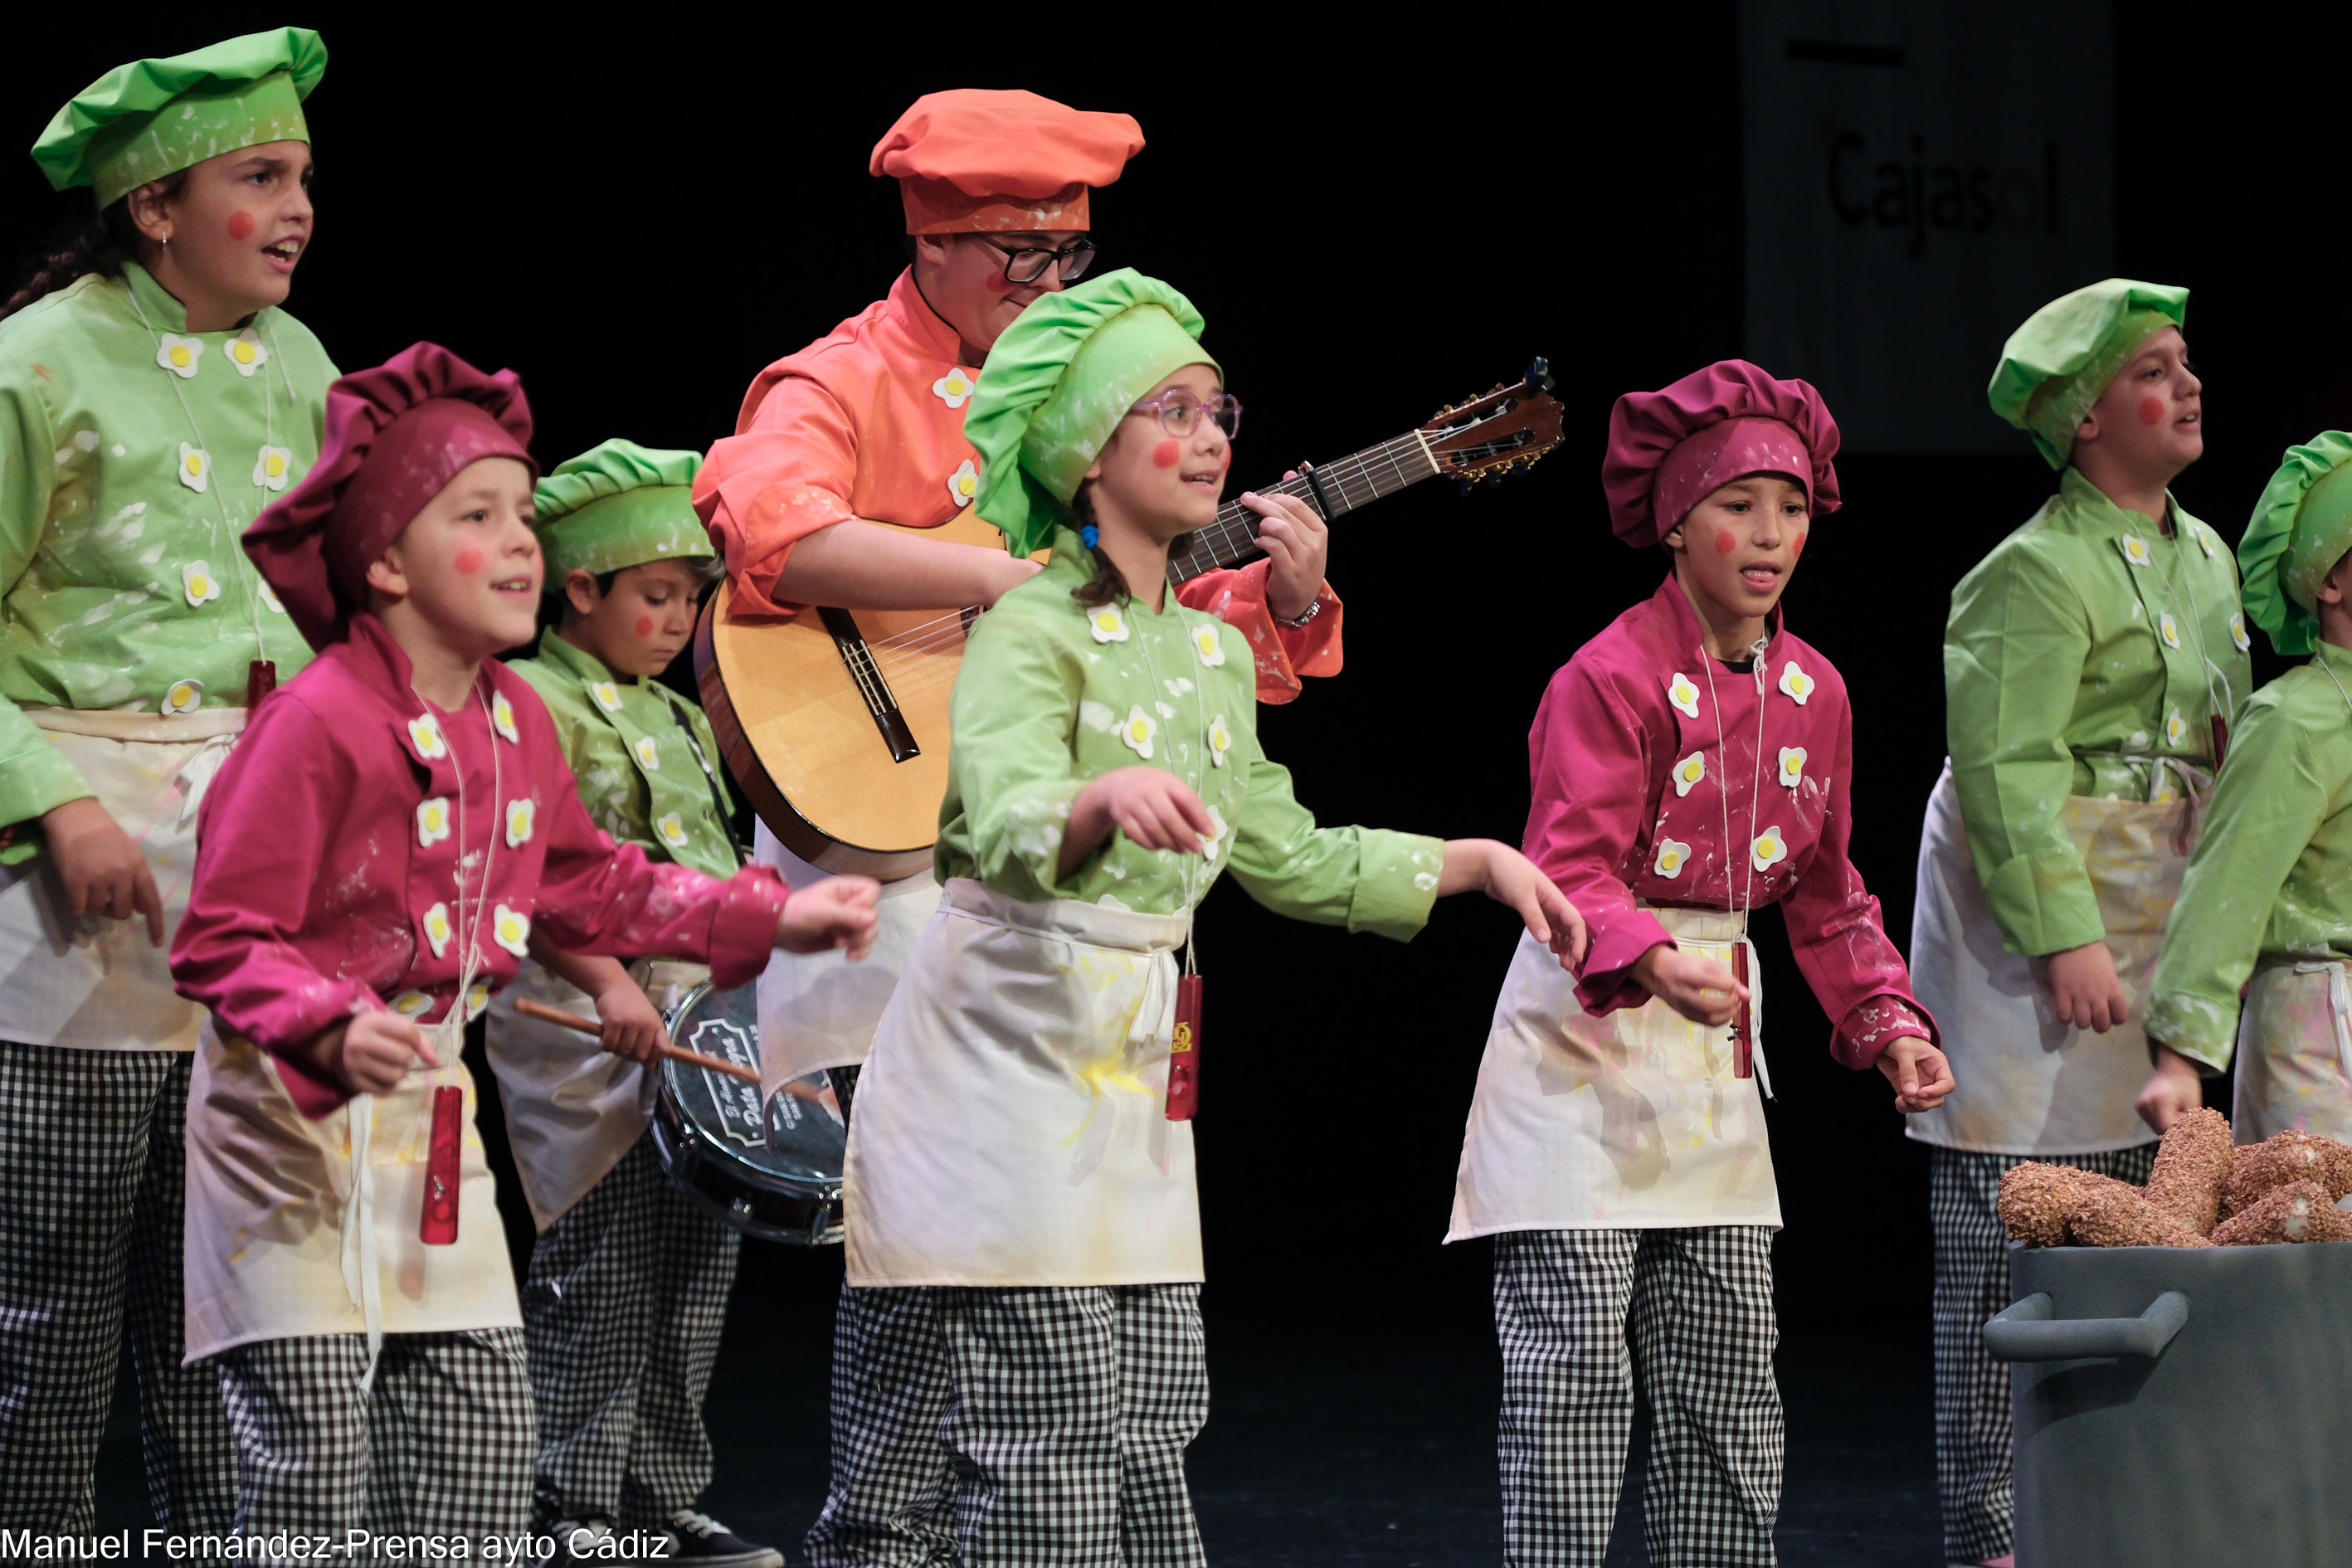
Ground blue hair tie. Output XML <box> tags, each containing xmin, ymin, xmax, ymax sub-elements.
<box><xmin>1079</xmin><ymin>523</ymin><xmax>1100</xmax><ymax>548</ymax></box>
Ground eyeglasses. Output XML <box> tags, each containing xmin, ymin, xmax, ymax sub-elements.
<box><xmin>983</xmin><ymin>237</ymin><xmax>1098</xmax><ymax>285</ymax></box>
<box><xmin>1127</xmin><ymin>389</ymin><xmax>1244</xmax><ymax>441</ymax></box>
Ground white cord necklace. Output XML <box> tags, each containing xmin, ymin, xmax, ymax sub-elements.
<box><xmin>1697</xmin><ymin>633</ymin><xmax>1770</xmax><ymax>941</ymax></box>
<box><xmin>1128</xmin><ymin>580</ymin><xmax>1214</xmax><ymax>927</ymax></box>
<box><xmin>1698</xmin><ymin>628</ymin><xmax>1774</xmax><ymax>1098</ymax></box>
<box><xmin>2150</xmin><ymin>505</ymin><xmax>2236</xmax><ymax>752</ymax></box>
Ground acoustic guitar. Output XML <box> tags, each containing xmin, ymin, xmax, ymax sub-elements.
<box><xmin>697</xmin><ymin>363</ymin><xmax>1565</xmax><ymax>879</ymax></box>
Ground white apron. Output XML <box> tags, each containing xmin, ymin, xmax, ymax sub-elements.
<box><xmin>752</xmin><ymin>821</ymin><xmax>940</xmax><ymax>1091</ymax></box>
<box><xmin>183</xmin><ymin>1006</ymin><xmax>519</xmax><ymax>1366</ymax></box>
<box><xmin>0</xmin><ymin>707</ymin><xmax>244</xmax><ymax>1051</ymax></box>
<box><xmin>1907</xmin><ymin>760</ymin><xmax>2195</xmax><ymax>1155</ymax></box>
<box><xmin>1449</xmin><ymin>908</ymin><xmax>1779</xmax><ymax>1239</ymax></box>
<box><xmin>845</xmin><ymin>878</ymin><xmax>1195</xmax><ymax>1288</ymax></box>
<box><xmin>485</xmin><ymin>957</ymin><xmax>706</xmax><ymax>1231</ymax></box>
<box><xmin>2231</xmin><ymin>962</ymin><xmax>2352</xmax><ymax>1144</ymax></box>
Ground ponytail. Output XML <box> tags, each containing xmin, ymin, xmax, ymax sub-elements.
<box><xmin>2</xmin><ymin>177</ymin><xmax>183</xmax><ymax>321</ymax></box>
<box><xmin>1068</xmin><ymin>482</ymin><xmax>1129</xmax><ymax>609</ymax></box>
<box><xmin>1064</xmin><ymin>481</ymin><xmax>1192</xmax><ymax>610</ymax></box>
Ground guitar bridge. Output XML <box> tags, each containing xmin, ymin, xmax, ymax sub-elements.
<box><xmin>819</xmin><ymin>607</ymin><xmax>920</xmax><ymax>763</ymax></box>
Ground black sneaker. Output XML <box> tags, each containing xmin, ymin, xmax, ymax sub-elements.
<box><xmin>550</xmin><ymin>1518</ymin><xmax>636</xmax><ymax>1566</ymax></box>
<box><xmin>660</xmin><ymin>1509</ymin><xmax>782</xmax><ymax>1568</ymax></box>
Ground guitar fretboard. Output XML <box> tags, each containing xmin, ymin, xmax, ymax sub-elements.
<box><xmin>1166</xmin><ymin>431</ymin><xmax>1441</xmax><ymax>584</ymax></box>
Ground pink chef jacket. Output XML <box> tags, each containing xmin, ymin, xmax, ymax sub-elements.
<box><xmin>171</xmin><ymin>615</ymin><xmax>791</xmax><ymax>1118</ymax></box>
<box><xmin>1527</xmin><ymin>574</ymin><xmax>1933</xmax><ymax>1067</ymax></box>
<box><xmin>693</xmin><ymin>269</ymin><xmax>1342</xmax><ymax>703</ymax></box>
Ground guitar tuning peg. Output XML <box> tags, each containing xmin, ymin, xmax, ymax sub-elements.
<box><xmin>1456</xmin><ymin>478</ymin><xmax>1476</xmax><ymax>498</ymax></box>
<box><xmin>1526</xmin><ymin>357</ymin><xmax>1554</xmax><ymax>392</ymax></box>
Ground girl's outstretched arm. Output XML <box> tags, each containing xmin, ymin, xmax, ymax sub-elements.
<box><xmin>1438</xmin><ymin>838</ymin><xmax>1587</xmax><ymax>970</ymax></box>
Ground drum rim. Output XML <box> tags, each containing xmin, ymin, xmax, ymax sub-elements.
<box><xmin>653</xmin><ymin>977</ymin><xmax>845</xmax><ymax>1247</ymax></box>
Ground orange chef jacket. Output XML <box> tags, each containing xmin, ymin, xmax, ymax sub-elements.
<box><xmin>694</xmin><ymin>270</ymin><xmax>1342</xmax><ymax>703</ymax></box>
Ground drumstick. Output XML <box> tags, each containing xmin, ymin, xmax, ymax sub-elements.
<box><xmin>512</xmin><ymin>996</ymin><xmax>764</xmax><ymax>1087</ymax></box>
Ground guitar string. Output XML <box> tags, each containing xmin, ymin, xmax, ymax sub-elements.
<box><xmin>824</xmin><ymin>421</ymin><xmax>1517</xmax><ymax>689</ymax></box>
<box><xmin>851</xmin><ymin>439</ymin><xmax>1502</xmax><ymax>696</ymax></box>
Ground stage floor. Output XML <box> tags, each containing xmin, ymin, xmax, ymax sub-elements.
<box><xmin>93</xmin><ymin>1249</ymin><xmax>1943</xmax><ymax>1566</ymax></box>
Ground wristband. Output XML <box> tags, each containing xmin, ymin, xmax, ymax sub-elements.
<box><xmin>1273</xmin><ymin>596</ymin><xmax>1322</xmax><ymax>630</ymax></box>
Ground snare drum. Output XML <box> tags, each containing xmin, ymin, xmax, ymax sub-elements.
<box><xmin>651</xmin><ymin>979</ymin><xmax>847</xmax><ymax>1245</ymax></box>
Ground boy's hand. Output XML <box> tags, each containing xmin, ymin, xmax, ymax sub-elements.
<box><xmin>41</xmin><ymin>796</ymin><xmax>165</xmax><ymax>946</ymax></box>
<box><xmin>592</xmin><ymin>977</ymin><xmax>670</xmax><ymax>1064</ymax></box>
<box><xmin>2136</xmin><ymin>1045</ymin><xmax>2205</xmax><ymax>1132</ymax></box>
<box><xmin>2046</xmin><ymin>940</ymin><xmax>2129</xmax><ymax>1032</ymax></box>
<box><xmin>320</xmin><ymin>1010</ymin><xmax>439</xmax><ymax>1096</ymax></box>
<box><xmin>1631</xmin><ymin>944</ymin><xmax>1748</xmax><ymax>1027</ymax></box>
<box><xmin>1439</xmin><ymin>840</ymin><xmax>1587</xmax><ymax>969</ymax></box>
<box><xmin>1877</xmin><ymin>1035</ymin><xmax>1955</xmax><ymax>1113</ymax></box>
<box><xmin>777</xmin><ymin>876</ymin><xmax>882</xmax><ymax>958</ymax></box>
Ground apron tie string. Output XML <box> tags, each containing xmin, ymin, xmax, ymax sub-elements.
<box><xmin>172</xmin><ymin>731</ymin><xmax>241</xmax><ymax>833</ymax></box>
<box><xmin>338</xmin><ymin>1089</ymin><xmax>384</xmax><ymax>1390</ymax></box>
<box><xmin>1127</xmin><ymin>947</ymin><xmax>1180</xmax><ymax>1050</ymax></box>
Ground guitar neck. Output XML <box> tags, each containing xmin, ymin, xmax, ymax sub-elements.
<box><xmin>1166</xmin><ymin>430</ymin><xmax>1441</xmax><ymax>585</ymax></box>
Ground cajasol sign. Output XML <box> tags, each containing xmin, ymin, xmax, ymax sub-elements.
<box><xmin>1742</xmin><ymin>1</ymin><xmax>2112</xmax><ymax>451</ymax></box>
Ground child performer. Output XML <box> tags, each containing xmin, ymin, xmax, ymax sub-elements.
<box><xmin>1449</xmin><ymin>359</ymin><xmax>1952</xmax><ymax>1566</ymax></box>
<box><xmin>840</xmin><ymin>270</ymin><xmax>1585</xmax><ymax>1566</ymax></box>
<box><xmin>1906</xmin><ymin>281</ymin><xmax>2242</xmax><ymax>1568</ymax></box>
<box><xmin>0</xmin><ymin>28</ymin><xmax>332</xmax><ymax>1531</ymax></box>
<box><xmin>2140</xmin><ymin>435</ymin><xmax>2352</xmax><ymax>1141</ymax></box>
<box><xmin>168</xmin><ymin>344</ymin><xmax>879</xmax><ymax>1537</ymax></box>
<box><xmin>489</xmin><ymin>438</ymin><xmax>779</xmax><ymax>1567</ymax></box>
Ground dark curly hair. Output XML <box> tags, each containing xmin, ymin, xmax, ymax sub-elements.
<box><xmin>2</xmin><ymin>176</ymin><xmax>185</xmax><ymax>321</ymax></box>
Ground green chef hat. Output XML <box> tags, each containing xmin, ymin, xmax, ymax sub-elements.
<box><xmin>32</xmin><ymin>28</ymin><xmax>329</xmax><ymax>209</ymax></box>
<box><xmin>2241</xmin><ymin>432</ymin><xmax>2352</xmax><ymax>656</ymax></box>
<box><xmin>1988</xmin><ymin>279</ymin><xmax>2189</xmax><ymax>468</ymax></box>
<box><xmin>963</xmin><ymin>269</ymin><xmax>1219</xmax><ymax>558</ymax></box>
<box><xmin>533</xmin><ymin>440</ymin><xmax>713</xmax><ymax>581</ymax></box>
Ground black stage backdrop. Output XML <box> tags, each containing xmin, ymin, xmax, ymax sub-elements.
<box><xmin>4</xmin><ymin>4</ymin><xmax>2336</xmax><ymax>1361</ymax></box>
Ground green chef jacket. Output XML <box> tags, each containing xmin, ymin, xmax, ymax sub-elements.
<box><xmin>0</xmin><ymin>262</ymin><xmax>333</xmax><ymax>835</ymax></box>
<box><xmin>508</xmin><ymin>627</ymin><xmax>741</xmax><ymax>879</ymax></box>
<box><xmin>937</xmin><ymin>524</ymin><xmax>1440</xmax><ymax>933</ymax></box>
<box><xmin>2145</xmin><ymin>641</ymin><xmax>2352</xmax><ymax>1069</ymax></box>
<box><xmin>1945</xmin><ymin>466</ymin><xmax>2250</xmax><ymax>956</ymax></box>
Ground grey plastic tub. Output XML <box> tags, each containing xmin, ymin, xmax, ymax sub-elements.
<box><xmin>1987</xmin><ymin>1240</ymin><xmax>2352</xmax><ymax>1567</ymax></box>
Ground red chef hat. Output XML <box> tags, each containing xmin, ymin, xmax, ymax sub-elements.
<box><xmin>245</xmin><ymin>342</ymin><xmax>535</xmax><ymax>648</ymax></box>
<box><xmin>1602</xmin><ymin>360</ymin><xmax>1841</xmax><ymax>548</ymax></box>
<box><xmin>871</xmin><ymin>89</ymin><xmax>1144</xmax><ymax>235</ymax></box>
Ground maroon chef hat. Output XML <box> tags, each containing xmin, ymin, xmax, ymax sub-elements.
<box><xmin>245</xmin><ymin>342</ymin><xmax>536</xmax><ymax>648</ymax></box>
<box><xmin>1601</xmin><ymin>360</ymin><xmax>1840</xmax><ymax>548</ymax></box>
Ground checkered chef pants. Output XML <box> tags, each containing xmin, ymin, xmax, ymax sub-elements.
<box><xmin>1929</xmin><ymin>1143</ymin><xmax>2153</xmax><ymax>1564</ymax></box>
<box><xmin>216</xmin><ymin>1328</ymin><xmax>534</xmax><ymax>1537</ymax></box>
<box><xmin>0</xmin><ymin>1041</ymin><xmax>236</xmax><ymax>1531</ymax></box>
<box><xmin>1495</xmin><ymin>1226</ymin><xmax>1781</xmax><ymax>1567</ymax></box>
<box><xmin>804</xmin><ymin>1283</ymin><xmax>956</xmax><ymax>1567</ymax></box>
<box><xmin>811</xmin><ymin>1283</ymin><xmax>1209</xmax><ymax>1568</ymax></box>
<box><xmin>522</xmin><ymin>1132</ymin><xmax>740</xmax><ymax>1529</ymax></box>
